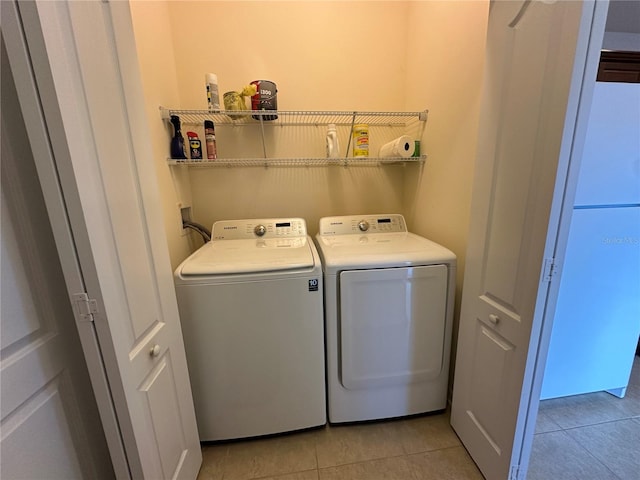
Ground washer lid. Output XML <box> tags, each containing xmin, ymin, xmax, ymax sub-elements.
<box><xmin>180</xmin><ymin>237</ymin><xmax>315</xmax><ymax>275</ymax></box>
<box><xmin>315</xmin><ymin>232</ymin><xmax>456</xmax><ymax>272</ymax></box>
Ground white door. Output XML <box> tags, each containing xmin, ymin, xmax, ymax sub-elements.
<box><xmin>450</xmin><ymin>1</ymin><xmax>605</xmax><ymax>479</ymax></box>
<box><xmin>3</xmin><ymin>1</ymin><xmax>202</xmax><ymax>478</ymax></box>
<box><xmin>1</xmin><ymin>46</ymin><xmax>114</xmax><ymax>479</ymax></box>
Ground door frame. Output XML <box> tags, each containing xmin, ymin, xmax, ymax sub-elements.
<box><xmin>509</xmin><ymin>1</ymin><xmax>609</xmax><ymax>477</ymax></box>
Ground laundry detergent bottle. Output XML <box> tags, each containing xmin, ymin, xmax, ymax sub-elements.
<box><xmin>326</xmin><ymin>124</ymin><xmax>340</xmax><ymax>159</ymax></box>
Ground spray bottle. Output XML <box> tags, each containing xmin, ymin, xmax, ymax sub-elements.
<box><xmin>205</xmin><ymin>73</ymin><xmax>220</xmax><ymax>111</ymax></box>
<box><xmin>187</xmin><ymin>132</ymin><xmax>202</xmax><ymax>160</ymax></box>
<box><xmin>204</xmin><ymin>120</ymin><xmax>217</xmax><ymax>160</ymax></box>
<box><xmin>170</xmin><ymin>115</ymin><xmax>187</xmax><ymax>159</ymax></box>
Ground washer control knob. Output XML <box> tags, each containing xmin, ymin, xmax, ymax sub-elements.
<box><xmin>358</xmin><ymin>220</ymin><xmax>369</xmax><ymax>232</ymax></box>
<box><xmin>254</xmin><ymin>224</ymin><xmax>267</xmax><ymax>237</ymax></box>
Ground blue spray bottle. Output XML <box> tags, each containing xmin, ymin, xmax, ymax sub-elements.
<box><xmin>170</xmin><ymin>115</ymin><xmax>187</xmax><ymax>159</ymax></box>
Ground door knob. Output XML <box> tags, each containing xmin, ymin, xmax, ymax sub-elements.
<box><xmin>150</xmin><ymin>344</ymin><xmax>161</xmax><ymax>357</ymax></box>
<box><xmin>489</xmin><ymin>314</ymin><xmax>500</xmax><ymax>325</ymax></box>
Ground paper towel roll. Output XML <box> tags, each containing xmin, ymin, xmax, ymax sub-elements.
<box><xmin>378</xmin><ymin>135</ymin><xmax>415</xmax><ymax>158</ymax></box>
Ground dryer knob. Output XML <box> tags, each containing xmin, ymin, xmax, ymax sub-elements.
<box><xmin>358</xmin><ymin>220</ymin><xmax>369</xmax><ymax>232</ymax></box>
<box><xmin>254</xmin><ymin>224</ymin><xmax>267</xmax><ymax>237</ymax></box>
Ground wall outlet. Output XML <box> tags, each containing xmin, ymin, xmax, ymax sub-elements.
<box><xmin>180</xmin><ymin>206</ymin><xmax>192</xmax><ymax>237</ymax></box>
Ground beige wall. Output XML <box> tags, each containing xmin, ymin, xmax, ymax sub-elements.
<box><xmin>168</xmin><ymin>0</ymin><xmax>415</xmax><ymax>245</ymax></box>
<box><xmin>403</xmin><ymin>1</ymin><xmax>488</xmax><ymax>312</ymax></box>
<box><xmin>166</xmin><ymin>1</ymin><xmax>410</xmax><ymax>111</ymax></box>
<box><xmin>129</xmin><ymin>1</ymin><xmax>489</xmax><ymax>303</ymax></box>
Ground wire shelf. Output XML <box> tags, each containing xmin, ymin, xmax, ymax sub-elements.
<box><xmin>161</xmin><ymin>108</ymin><xmax>428</xmax><ymax>127</ymax></box>
<box><xmin>162</xmin><ymin>107</ymin><xmax>428</xmax><ymax>168</ymax></box>
<box><xmin>166</xmin><ymin>156</ymin><xmax>427</xmax><ymax>168</ymax></box>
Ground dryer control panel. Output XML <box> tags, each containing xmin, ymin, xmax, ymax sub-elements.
<box><xmin>318</xmin><ymin>214</ymin><xmax>407</xmax><ymax>236</ymax></box>
<box><xmin>212</xmin><ymin>218</ymin><xmax>307</xmax><ymax>240</ymax></box>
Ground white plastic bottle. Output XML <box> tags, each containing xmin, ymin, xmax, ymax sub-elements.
<box><xmin>205</xmin><ymin>73</ymin><xmax>220</xmax><ymax>111</ymax></box>
<box><xmin>326</xmin><ymin>124</ymin><xmax>340</xmax><ymax>158</ymax></box>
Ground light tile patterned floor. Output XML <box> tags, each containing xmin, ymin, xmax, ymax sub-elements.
<box><xmin>197</xmin><ymin>356</ymin><xmax>640</xmax><ymax>480</ymax></box>
<box><xmin>197</xmin><ymin>411</ymin><xmax>482</xmax><ymax>480</ymax></box>
<box><xmin>529</xmin><ymin>356</ymin><xmax>640</xmax><ymax>480</ymax></box>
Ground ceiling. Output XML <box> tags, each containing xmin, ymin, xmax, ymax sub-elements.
<box><xmin>606</xmin><ymin>0</ymin><xmax>640</xmax><ymax>34</ymax></box>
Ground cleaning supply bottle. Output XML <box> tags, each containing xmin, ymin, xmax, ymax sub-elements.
<box><xmin>187</xmin><ymin>132</ymin><xmax>202</xmax><ymax>160</ymax></box>
<box><xmin>204</xmin><ymin>120</ymin><xmax>217</xmax><ymax>160</ymax></box>
<box><xmin>205</xmin><ymin>73</ymin><xmax>220</xmax><ymax>111</ymax></box>
<box><xmin>170</xmin><ymin>115</ymin><xmax>187</xmax><ymax>159</ymax></box>
<box><xmin>352</xmin><ymin>124</ymin><xmax>369</xmax><ymax>157</ymax></box>
<box><xmin>326</xmin><ymin>124</ymin><xmax>340</xmax><ymax>158</ymax></box>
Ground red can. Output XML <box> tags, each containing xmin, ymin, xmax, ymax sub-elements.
<box><xmin>250</xmin><ymin>80</ymin><xmax>278</xmax><ymax>121</ymax></box>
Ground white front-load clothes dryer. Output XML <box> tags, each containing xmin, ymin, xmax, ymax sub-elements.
<box><xmin>315</xmin><ymin>214</ymin><xmax>456</xmax><ymax>423</ymax></box>
<box><xmin>174</xmin><ymin>218</ymin><xmax>325</xmax><ymax>441</ymax></box>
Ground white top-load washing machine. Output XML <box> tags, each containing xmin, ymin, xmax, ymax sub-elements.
<box><xmin>174</xmin><ymin>218</ymin><xmax>326</xmax><ymax>441</ymax></box>
<box><xmin>315</xmin><ymin>214</ymin><xmax>456</xmax><ymax>423</ymax></box>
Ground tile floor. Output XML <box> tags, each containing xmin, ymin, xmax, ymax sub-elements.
<box><xmin>197</xmin><ymin>356</ymin><xmax>640</xmax><ymax>480</ymax></box>
<box><xmin>529</xmin><ymin>355</ymin><xmax>640</xmax><ymax>480</ymax></box>
<box><xmin>197</xmin><ymin>411</ymin><xmax>483</xmax><ymax>480</ymax></box>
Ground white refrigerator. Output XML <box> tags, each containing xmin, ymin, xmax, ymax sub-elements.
<box><xmin>541</xmin><ymin>81</ymin><xmax>640</xmax><ymax>400</ymax></box>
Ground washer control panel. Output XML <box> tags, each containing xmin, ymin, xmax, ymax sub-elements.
<box><xmin>318</xmin><ymin>214</ymin><xmax>407</xmax><ymax>236</ymax></box>
<box><xmin>212</xmin><ymin>218</ymin><xmax>307</xmax><ymax>240</ymax></box>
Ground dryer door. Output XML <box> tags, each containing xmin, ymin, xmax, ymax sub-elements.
<box><xmin>339</xmin><ymin>265</ymin><xmax>448</xmax><ymax>390</ymax></box>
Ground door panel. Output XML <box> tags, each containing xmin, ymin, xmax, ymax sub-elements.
<box><xmin>62</xmin><ymin>1</ymin><xmax>162</xmax><ymax>345</ymax></box>
<box><xmin>64</xmin><ymin>2</ymin><xmax>160</xmax><ymax>344</ymax></box>
<box><xmin>2</xmin><ymin>379</ymin><xmax>85</xmax><ymax>480</ymax></box>
<box><xmin>467</xmin><ymin>322</ymin><xmax>516</xmax><ymax>456</ymax></box>
<box><xmin>0</xmin><ymin>202</ymin><xmax>100</xmax><ymax>479</ymax></box>
<box><xmin>340</xmin><ymin>265</ymin><xmax>448</xmax><ymax>389</ymax></box>
<box><xmin>450</xmin><ymin>1</ymin><xmax>591</xmax><ymax>479</ymax></box>
<box><xmin>1</xmin><ymin>49</ymin><xmax>113</xmax><ymax>478</ymax></box>
<box><xmin>141</xmin><ymin>354</ymin><xmax>190</xmax><ymax>479</ymax></box>
<box><xmin>4</xmin><ymin>1</ymin><xmax>202</xmax><ymax>477</ymax></box>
